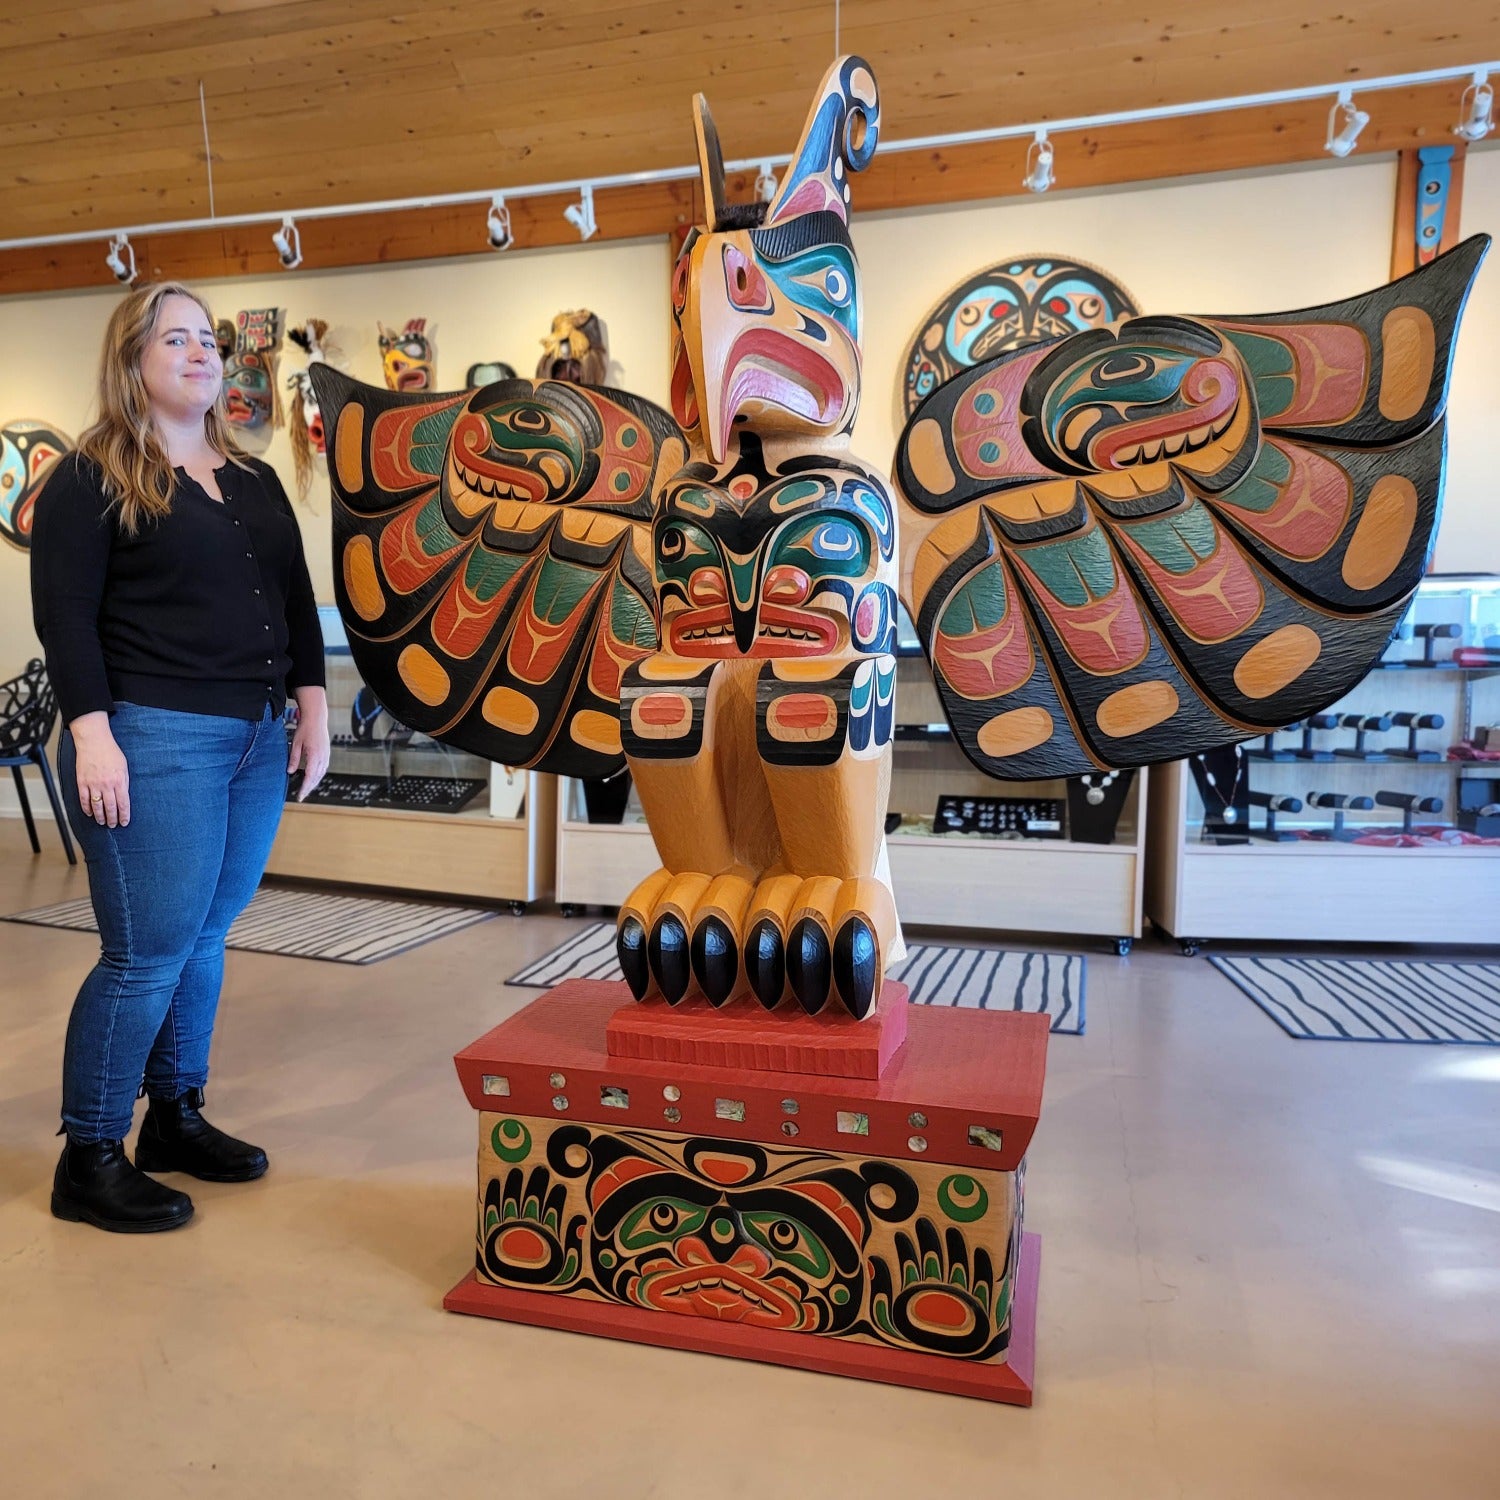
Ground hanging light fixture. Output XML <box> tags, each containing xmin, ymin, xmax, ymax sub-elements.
<box><xmin>486</xmin><ymin>194</ymin><xmax>514</xmax><ymax>250</ymax></box>
<box><xmin>563</xmin><ymin>184</ymin><xmax>597</xmax><ymax>241</ymax></box>
<box><xmin>1325</xmin><ymin>89</ymin><xmax>1370</xmax><ymax>157</ymax></box>
<box><xmin>1454</xmin><ymin>70</ymin><xmax>1495</xmax><ymax>141</ymax></box>
<box><xmin>1023</xmin><ymin>129</ymin><xmax>1055</xmax><ymax>194</ymax></box>
<box><xmin>104</xmin><ymin>232</ymin><xmax>137</xmax><ymax>284</ymax></box>
<box><xmin>271</xmin><ymin>216</ymin><xmax>303</xmax><ymax>270</ymax></box>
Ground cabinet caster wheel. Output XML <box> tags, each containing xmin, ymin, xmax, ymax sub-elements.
<box><xmin>508</xmin><ymin>901</ymin><xmax>527</xmax><ymax>917</ymax></box>
<box><xmin>1179</xmin><ymin>939</ymin><xmax>1202</xmax><ymax>958</ymax></box>
<box><xmin>1114</xmin><ymin>937</ymin><xmax>1133</xmax><ymax>956</ymax></box>
<box><xmin>559</xmin><ymin>903</ymin><xmax>583</xmax><ymax>918</ymax></box>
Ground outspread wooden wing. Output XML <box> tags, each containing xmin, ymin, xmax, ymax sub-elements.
<box><xmin>894</xmin><ymin>235</ymin><xmax>1489</xmax><ymax>779</ymax></box>
<box><xmin>311</xmin><ymin>367</ymin><xmax>688</xmax><ymax>777</ymax></box>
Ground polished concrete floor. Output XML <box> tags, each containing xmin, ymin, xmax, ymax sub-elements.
<box><xmin>1</xmin><ymin>818</ymin><xmax>1497</xmax><ymax>1499</ymax></box>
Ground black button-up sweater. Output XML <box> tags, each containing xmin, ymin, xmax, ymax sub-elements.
<box><xmin>31</xmin><ymin>452</ymin><xmax>325</xmax><ymax>724</ymax></box>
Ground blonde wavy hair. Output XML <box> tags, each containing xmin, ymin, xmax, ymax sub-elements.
<box><xmin>75</xmin><ymin>281</ymin><xmax>249</xmax><ymax>534</ymax></box>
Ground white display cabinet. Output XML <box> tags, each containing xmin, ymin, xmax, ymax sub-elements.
<box><xmin>264</xmin><ymin>608</ymin><xmax>556</xmax><ymax>908</ymax></box>
<box><xmin>1145</xmin><ymin>575</ymin><xmax>1500</xmax><ymax>953</ymax></box>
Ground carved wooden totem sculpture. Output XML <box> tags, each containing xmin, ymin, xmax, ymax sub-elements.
<box><xmin>314</xmin><ymin>55</ymin><xmax>1485</xmax><ymax>1021</ymax></box>
<box><xmin>313</xmin><ymin>55</ymin><xmax>1486</xmax><ymax>1403</ymax></box>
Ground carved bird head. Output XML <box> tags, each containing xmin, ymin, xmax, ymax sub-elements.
<box><xmin>669</xmin><ymin>57</ymin><xmax>880</xmax><ymax>465</ymax></box>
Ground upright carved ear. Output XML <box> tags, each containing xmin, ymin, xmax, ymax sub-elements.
<box><xmin>693</xmin><ymin>92</ymin><xmax>729</xmax><ymax>232</ymax></box>
<box><xmin>764</xmin><ymin>55</ymin><xmax>880</xmax><ymax>228</ymax></box>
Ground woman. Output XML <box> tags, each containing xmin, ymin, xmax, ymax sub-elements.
<box><xmin>31</xmin><ymin>283</ymin><xmax>331</xmax><ymax>1234</ymax></box>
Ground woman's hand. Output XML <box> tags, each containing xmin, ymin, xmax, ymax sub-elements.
<box><xmin>288</xmin><ymin>686</ymin><xmax>331</xmax><ymax>801</ymax></box>
<box><xmin>70</xmin><ymin>711</ymin><xmax>130</xmax><ymax>827</ymax></box>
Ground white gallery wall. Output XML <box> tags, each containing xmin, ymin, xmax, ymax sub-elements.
<box><xmin>1</xmin><ymin>144</ymin><xmax>1497</xmax><ymax>677</ymax></box>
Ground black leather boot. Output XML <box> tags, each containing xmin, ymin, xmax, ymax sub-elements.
<box><xmin>51</xmin><ymin>1138</ymin><xmax>195</xmax><ymax>1233</ymax></box>
<box><xmin>136</xmin><ymin>1088</ymin><xmax>269</xmax><ymax>1183</ymax></box>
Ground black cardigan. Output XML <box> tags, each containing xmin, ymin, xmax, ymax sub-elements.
<box><xmin>31</xmin><ymin>452</ymin><xmax>325</xmax><ymax>724</ymax></box>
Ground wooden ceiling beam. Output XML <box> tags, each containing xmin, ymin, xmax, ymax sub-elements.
<box><xmin>3</xmin><ymin>78</ymin><xmax>1482</xmax><ymax>297</ymax></box>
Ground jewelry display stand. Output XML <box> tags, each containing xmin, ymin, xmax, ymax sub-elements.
<box><xmin>1188</xmin><ymin>746</ymin><xmax>1250</xmax><ymax>842</ymax></box>
<box><xmin>1373</xmin><ymin>790</ymin><xmax>1444</xmax><ymax>834</ymax></box>
<box><xmin>1247</xmin><ymin>789</ymin><xmax>1303</xmax><ymax>842</ymax></box>
<box><xmin>1306</xmin><ymin>790</ymin><xmax>1376</xmax><ymax>840</ymax></box>
<box><xmin>1334</xmin><ymin>713</ymin><xmax>1393</xmax><ymax>761</ymax></box>
<box><xmin>1292</xmin><ymin>714</ymin><xmax>1339</xmax><ymax>761</ymax></box>
<box><xmin>1147</xmin><ymin>578</ymin><xmax>1500</xmax><ymax>952</ymax></box>
<box><xmin>1065</xmin><ymin>770</ymin><xmax>1136</xmax><ymax>845</ymax></box>
<box><xmin>1388</xmin><ymin>711</ymin><xmax>1445</xmax><ymax>761</ymax></box>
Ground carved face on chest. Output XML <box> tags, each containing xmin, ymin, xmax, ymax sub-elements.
<box><xmin>653</xmin><ymin>441</ymin><xmax>897</xmax><ymax>660</ymax></box>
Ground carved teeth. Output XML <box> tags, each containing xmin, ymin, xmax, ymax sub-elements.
<box><xmin>1164</xmin><ymin>434</ymin><xmax>1186</xmax><ymax>456</ymax></box>
<box><xmin>665</xmin><ymin>1276</ymin><xmax>772</xmax><ymax>1310</ymax></box>
<box><xmin>1116</xmin><ymin>443</ymin><xmax>1141</xmax><ymax>465</ymax></box>
<box><xmin>455</xmin><ymin>462</ymin><xmax>516</xmax><ymax>499</ymax></box>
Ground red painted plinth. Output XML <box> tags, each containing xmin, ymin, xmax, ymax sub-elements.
<box><xmin>605</xmin><ymin>982</ymin><xmax>909</xmax><ymax>1079</ymax></box>
<box><xmin>445</xmin><ymin>1231</ymin><xmax>1040</xmax><ymax>1406</ymax></box>
<box><xmin>449</xmin><ymin>984</ymin><xmax>1047</xmax><ymax>1403</ymax></box>
<box><xmin>455</xmin><ymin>980</ymin><xmax>1047</xmax><ymax>1170</ymax></box>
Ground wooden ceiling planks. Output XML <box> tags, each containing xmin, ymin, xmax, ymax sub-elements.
<box><xmin>1</xmin><ymin>0</ymin><xmax>1496</xmax><ymax>293</ymax></box>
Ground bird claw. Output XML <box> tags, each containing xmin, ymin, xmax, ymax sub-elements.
<box><xmin>618</xmin><ymin>868</ymin><xmax>895</xmax><ymax>1019</ymax></box>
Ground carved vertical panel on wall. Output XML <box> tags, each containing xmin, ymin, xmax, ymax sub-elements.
<box><xmin>1392</xmin><ymin>144</ymin><xmax>1466</xmax><ymax>280</ymax></box>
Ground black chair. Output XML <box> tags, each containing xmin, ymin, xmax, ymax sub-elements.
<box><xmin>0</xmin><ymin>658</ymin><xmax>76</xmax><ymax>864</ymax></box>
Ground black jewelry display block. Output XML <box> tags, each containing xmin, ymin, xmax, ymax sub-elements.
<box><xmin>1189</xmin><ymin>747</ymin><xmax>1250</xmax><ymax>842</ymax></box>
<box><xmin>1064</xmin><ymin>770</ymin><xmax>1136</xmax><ymax>845</ymax></box>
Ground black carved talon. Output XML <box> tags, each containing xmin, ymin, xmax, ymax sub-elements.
<box><xmin>690</xmin><ymin>916</ymin><xmax>738</xmax><ymax>1007</ymax></box>
<box><xmin>832</xmin><ymin>914</ymin><xmax>878</xmax><ymax>1018</ymax></box>
<box><xmin>746</xmin><ymin>919</ymin><xmax>785</xmax><ymax>1009</ymax></box>
<box><xmin>618</xmin><ymin>916</ymin><xmax>650</xmax><ymax>1000</ymax></box>
<box><xmin>787</xmin><ymin>917</ymin><xmax>831</xmax><ymax>1014</ymax></box>
<box><xmin>648</xmin><ymin>914</ymin><xmax>691</xmax><ymax>1005</ymax></box>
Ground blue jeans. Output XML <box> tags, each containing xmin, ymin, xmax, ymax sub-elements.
<box><xmin>58</xmin><ymin>702</ymin><xmax>287</xmax><ymax>1143</ymax></box>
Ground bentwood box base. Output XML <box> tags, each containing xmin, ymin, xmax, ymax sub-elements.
<box><xmin>445</xmin><ymin>981</ymin><xmax>1048</xmax><ymax>1406</ymax></box>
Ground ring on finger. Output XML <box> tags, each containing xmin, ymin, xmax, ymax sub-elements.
<box><xmin>90</xmin><ymin>792</ymin><xmax>104</xmax><ymax>803</ymax></box>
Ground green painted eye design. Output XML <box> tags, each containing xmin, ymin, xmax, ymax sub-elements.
<box><xmin>740</xmin><ymin>1210</ymin><xmax>832</xmax><ymax>1278</ymax></box>
<box><xmin>618</xmin><ymin>1195</ymin><xmax>709</xmax><ymax>1249</ymax></box>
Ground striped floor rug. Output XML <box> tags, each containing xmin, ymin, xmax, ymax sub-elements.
<box><xmin>3</xmin><ymin>887</ymin><xmax>495</xmax><ymax>965</ymax></box>
<box><xmin>1210</xmin><ymin>956</ymin><xmax>1500</xmax><ymax>1045</ymax></box>
<box><xmin>507</xmin><ymin>922</ymin><xmax>1085</xmax><ymax>1034</ymax></box>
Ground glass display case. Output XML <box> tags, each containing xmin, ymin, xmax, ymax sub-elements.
<box><xmin>264</xmin><ymin>607</ymin><xmax>555</xmax><ymax>907</ymax></box>
<box><xmin>1146</xmin><ymin>574</ymin><xmax>1500</xmax><ymax>952</ymax></box>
